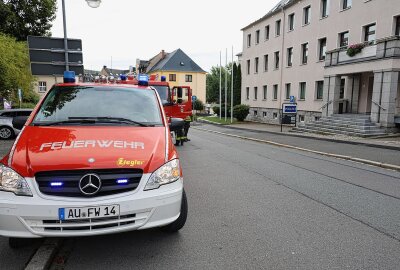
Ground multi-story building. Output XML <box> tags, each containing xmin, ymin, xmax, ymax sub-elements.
<box><xmin>138</xmin><ymin>49</ymin><xmax>207</xmax><ymax>103</ymax></box>
<box><xmin>241</xmin><ymin>0</ymin><xmax>400</xmax><ymax>130</ymax></box>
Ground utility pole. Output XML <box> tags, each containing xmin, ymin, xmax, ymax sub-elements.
<box><xmin>62</xmin><ymin>0</ymin><xmax>69</xmax><ymax>71</ymax></box>
<box><xmin>225</xmin><ymin>48</ymin><xmax>227</xmax><ymax>122</ymax></box>
<box><xmin>231</xmin><ymin>46</ymin><xmax>234</xmax><ymax>124</ymax></box>
<box><xmin>219</xmin><ymin>51</ymin><xmax>222</xmax><ymax>120</ymax></box>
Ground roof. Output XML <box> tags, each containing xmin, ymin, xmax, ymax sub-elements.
<box><xmin>102</xmin><ymin>66</ymin><xmax>130</xmax><ymax>75</ymax></box>
<box><xmin>148</xmin><ymin>49</ymin><xmax>206</xmax><ymax>73</ymax></box>
<box><xmin>241</xmin><ymin>0</ymin><xmax>295</xmax><ymax>31</ymax></box>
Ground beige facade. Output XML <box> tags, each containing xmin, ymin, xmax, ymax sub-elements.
<box><xmin>148</xmin><ymin>71</ymin><xmax>207</xmax><ymax>103</ymax></box>
<box><xmin>241</xmin><ymin>0</ymin><xmax>400</xmax><ymax>128</ymax></box>
<box><xmin>33</xmin><ymin>75</ymin><xmax>63</xmax><ymax>97</ymax></box>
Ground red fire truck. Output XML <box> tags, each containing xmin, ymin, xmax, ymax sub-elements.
<box><xmin>122</xmin><ymin>75</ymin><xmax>193</xmax><ymax>146</ymax></box>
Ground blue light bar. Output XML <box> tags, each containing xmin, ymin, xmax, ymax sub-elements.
<box><xmin>138</xmin><ymin>74</ymin><xmax>149</xmax><ymax>86</ymax></box>
<box><xmin>50</xmin><ymin>182</ymin><xmax>63</xmax><ymax>187</ymax></box>
<box><xmin>63</xmin><ymin>71</ymin><xmax>76</xmax><ymax>83</ymax></box>
<box><xmin>116</xmin><ymin>179</ymin><xmax>129</xmax><ymax>185</ymax></box>
<box><xmin>161</xmin><ymin>76</ymin><xmax>166</xmax><ymax>82</ymax></box>
<box><xmin>120</xmin><ymin>75</ymin><xmax>127</xmax><ymax>81</ymax></box>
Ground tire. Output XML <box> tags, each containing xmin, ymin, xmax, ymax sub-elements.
<box><xmin>0</xmin><ymin>126</ymin><xmax>14</xmax><ymax>140</ymax></box>
<box><xmin>160</xmin><ymin>189</ymin><xmax>188</xmax><ymax>233</ymax></box>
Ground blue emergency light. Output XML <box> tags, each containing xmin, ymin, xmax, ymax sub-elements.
<box><xmin>50</xmin><ymin>182</ymin><xmax>64</xmax><ymax>187</ymax></box>
<box><xmin>117</xmin><ymin>179</ymin><xmax>129</xmax><ymax>185</ymax></box>
<box><xmin>161</xmin><ymin>76</ymin><xmax>166</xmax><ymax>82</ymax></box>
<box><xmin>63</xmin><ymin>71</ymin><xmax>76</xmax><ymax>83</ymax></box>
<box><xmin>120</xmin><ymin>75</ymin><xmax>127</xmax><ymax>81</ymax></box>
<box><xmin>138</xmin><ymin>74</ymin><xmax>149</xmax><ymax>86</ymax></box>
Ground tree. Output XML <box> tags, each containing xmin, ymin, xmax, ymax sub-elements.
<box><xmin>193</xmin><ymin>99</ymin><xmax>204</xmax><ymax>111</ymax></box>
<box><xmin>206</xmin><ymin>62</ymin><xmax>242</xmax><ymax>106</ymax></box>
<box><xmin>0</xmin><ymin>0</ymin><xmax>57</xmax><ymax>41</ymax></box>
<box><xmin>0</xmin><ymin>33</ymin><xmax>38</xmax><ymax>106</ymax></box>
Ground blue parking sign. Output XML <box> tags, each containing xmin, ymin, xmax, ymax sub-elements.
<box><xmin>289</xmin><ymin>96</ymin><xmax>295</xmax><ymax>103</ymax></box>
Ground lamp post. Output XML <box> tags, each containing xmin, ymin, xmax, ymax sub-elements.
<box><xmin>62</xmin><ymin>0</ymin><xmax>101</xmax><ymax>71</ymax></box>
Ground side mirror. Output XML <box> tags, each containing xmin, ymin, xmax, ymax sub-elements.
<box><xmin>169</xmin><ymin>118</ymin><xmax>184</xmax><ymax>132</ymax></box>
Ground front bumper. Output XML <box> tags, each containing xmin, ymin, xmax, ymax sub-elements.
<box><xmin>0</xmin><ymin>174</ymin><xmax>183</xmax><ymax>238</ymax></box>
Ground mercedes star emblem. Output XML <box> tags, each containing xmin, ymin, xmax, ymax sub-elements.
<box><xmin>79</xmin><ymin>173</ymin><xmax>102</xmax><ymax>196</ymax></box>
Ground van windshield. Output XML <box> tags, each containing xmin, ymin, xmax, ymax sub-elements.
<box><xmin>32</xmin><ymin>86</ymin><xmax>163</xmax><ymax>126</ymax></box>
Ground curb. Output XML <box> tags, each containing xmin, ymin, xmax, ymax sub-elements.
<box><xmin>193</xmin><ymin>127</ymin><xmax>400</xmax><ymax>172</ymax></box>
<box><xmin>196</xmin><ymin>120</ymin><xmax>400</xmax><ymax>151</ymax></box>
<box><xmin>25</xmin><ymin>239</ymin><xmax>61</xmax><ymax>270</ymax></box>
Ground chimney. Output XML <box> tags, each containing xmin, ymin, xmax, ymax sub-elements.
<box><xmin>161</xmin><ymin>50</ymin><xmax>165</xmax><ymax>59</ymax></box>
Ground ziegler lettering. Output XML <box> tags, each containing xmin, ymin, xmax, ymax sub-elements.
<box><xmin>117</xmin><ymin>158</ymin><xmax>145</xmax><ymax>167</ymax></box>
<box><xmin>40</xmin><ymin>140</ymin><xmax>145</xmax><ymax>151</ymax></box>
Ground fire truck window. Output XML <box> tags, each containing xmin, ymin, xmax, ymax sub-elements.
<box><xmin>177</xmin><ymin>88</ymin><xmax>183</xmax><ymax>104</ymax></box>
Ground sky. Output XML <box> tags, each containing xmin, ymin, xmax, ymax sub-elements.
<box><xmin>50</xmin><ymin>0</ymin><xmax>277</xmax><ymax>72</ymax></box>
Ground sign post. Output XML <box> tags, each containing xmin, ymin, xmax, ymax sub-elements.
<box><xmin>281</xmin><ymin>103</ymin><xmax>298</xmax><ymax>132</ymax></box>
<box><xmin>192</xmin><ymin>95</ymin><xmax>197</xmax><ymax>121</ymax></box>
<box><xmin>18</xmin><ymin>88</ymin><xmax>22</xmax><ymax>108</ymax></box>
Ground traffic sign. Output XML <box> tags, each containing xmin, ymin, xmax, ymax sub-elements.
<box><xmin>192</xmin><ymin>95</ymin><xmax>197</xmax><ymax>101</ymax></box>
<box><xmin>289</xmin><ymin>95</ymin><xmax>295</xmax><ymax>103</ymax></box>
<box><xmin>283</xmin><ymin>103</ymin><xmax>297</xmax><ymax>114</ymax></box>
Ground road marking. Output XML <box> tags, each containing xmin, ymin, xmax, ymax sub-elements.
<box><xmin>25</xmin><ymin>239</ymin><xmax>61</xmax><ymax>270</ymax></box>
<box><xmin>193</xmin><ymin>127</ymin><xmax>400</xmax><ymax>172</ymax></box>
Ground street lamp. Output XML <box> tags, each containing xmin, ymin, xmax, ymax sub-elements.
<box><xmin>62</xmin><ymin>0</ymin><xmax>101</xmax><ymax>71</ymax></box>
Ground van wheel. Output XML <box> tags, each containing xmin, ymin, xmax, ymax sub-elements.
<box><xmin>0</xmin><ymin>126</ymin><xmax>14</xmax><ymax>140</ymax></box>
<box><xmin>9</xmin><ymin>238</ymin><xmax>31</xmax><ymax>249</ymax></box>
<box><xmin>160</xmin><ymin>189</ymin><xmax>188</xmax><ymax>233</ymax></box>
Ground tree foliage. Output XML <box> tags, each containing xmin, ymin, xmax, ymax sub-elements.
<box><xmin>206</xmin><ymin>62</ymin><xmax>241</xmax><ymax>107</ymax></box>
<box><xmin>0</xmin><ymin>0</ymin><xmax>57</xmax><ymax>41</ymax></box>
<box><xmin>0</xmin><ymin>33</ymin><xmax>38</xmax><ymax>105</ymax></box>
<box><xmin>193</xmin><ymin>99</ymin><xmax>204</xmax><ymax>111</ymax></box>
<box><xmin>233</xmin><ymin>104</ymin><xmax>249</xmax><ymax>121</ymax></box>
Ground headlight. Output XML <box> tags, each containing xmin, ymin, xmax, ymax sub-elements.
<box><xmin>144</xmin><ymin>159</ymin><xmax>180</xmax><ymax>191</ymax></box>
<box><xmin>0</xmin><ymin>164</ymin><xmax>32</xmax><ymax>196</ymax></box>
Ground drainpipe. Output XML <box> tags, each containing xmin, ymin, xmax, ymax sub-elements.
<box><xmin>377</xmin><ymin>72</ymin><xmax>384</xmax><ymax>123</ymax></box>
<box><xmin>279</xmin><ymin>6</ymin><xmax>286</xmax><ymax>120</ymax></box>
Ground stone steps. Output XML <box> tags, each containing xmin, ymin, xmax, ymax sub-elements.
<box><xmin>292</xmin><ymin>114</ymin><xmax>387</xmax><ymax>137</ymax></box>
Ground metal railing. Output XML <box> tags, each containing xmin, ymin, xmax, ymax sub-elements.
<box><xmin>372</xmin><ymin>101</ymin><xmax>386</xmax><ymax>110</ymax></box>
<box><xmin>320</xmin><ymin>100</ymin><xmax>333</xmax><ymax>110</ymax></box>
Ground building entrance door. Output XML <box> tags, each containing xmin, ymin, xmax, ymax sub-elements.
<box><xmin>366</xmin><ymin>76</ymin><xmax>374</xmax><ymax>113</ymax></box>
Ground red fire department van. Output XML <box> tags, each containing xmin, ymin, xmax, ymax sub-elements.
<box><xmin>0</xmin><ymin>72</ymin><xmax>188</xmax><ymax>247</ymax></box>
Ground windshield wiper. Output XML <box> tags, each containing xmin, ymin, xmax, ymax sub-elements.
<box><xmin>69</xmin><ymin>117</ymin><xmax>152</xmax><ymax>127</ymax></box>
<box><xmin>32</xmin><ymin>119</ymin><xmax>97</xmax><ymax>126</ymax></box>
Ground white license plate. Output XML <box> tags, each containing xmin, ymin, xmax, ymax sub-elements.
<box><xmin>59</xmin><ymin>205</ymin><xmax>120</xmax><ymax>221</ymax></box>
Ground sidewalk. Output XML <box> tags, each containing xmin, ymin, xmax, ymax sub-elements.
<box><xmin>196</xmin><ymin>119</ymin><xmax>400</xmax><ymax>150</ymax></box>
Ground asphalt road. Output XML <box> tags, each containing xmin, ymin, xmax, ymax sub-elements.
<box><xmin>195</xmin><ymin>123</ymin><xmax>400</xmax><ymax>166</ymax></box>
<box><xmin>1</xmin><ymin>129</ymin><xmax>400</xmax><ymax>269</ymax></box>
<box><xmin>63</xmin><ymin>129</ymin><xmax>400</xmax><ymax>269</ymax></box>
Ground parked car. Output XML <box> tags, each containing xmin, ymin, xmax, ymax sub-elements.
<box><xmin>0</xmin><ymin>109</ymin><xmax>33</xmax><ymax>139</ymax></box>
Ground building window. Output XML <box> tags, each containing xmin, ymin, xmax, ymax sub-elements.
<box><xmin>321</xmin><ymin>0</ymin><xmax>329</xmax><ymax>18</ymax></box>
<box><xmin>303</xmin><ymin>6</ymin><xmax>311</xmax><ymax>25</ymax></box>
<box><xmin>285</xmin><ymin>83</ymin><xmax>291</xmax><ymax>100</ymax></box>
<box><xmin>247</xmin><ymin>34</ymin><xmax>251</xmax><ymax>47</ymax></box>
<box><xmin>316</xmin><ymin>81</ymin><xmax>324</xmax><ymax>100</ymax></box>
<box><xmin>273</xmin><ymin>85</ymin><xmax>278</xmax><ymax>100</ymax></box>
<box><xmin>299</xmin><ymin>115</ymin><xmax>305</xmax><ymax>122</ymax></box>
<box><xmin>288</xmin><ymin>13</ymin><xmax>295</xmax><ymax>31</ymax></box>
<box><xmin>254</xmin><ymin>87</ymin><xmax>258</xmax><ymax>100</ymax></box>
<box><xmin>254</xmin><ymin>57</ymin><xmax>259</xmax><ymax>73</ymax></box>
<box><xmin>247</xmin><ymin>60</ymin><xmax>250</xmax><ymax>75</ymax></box>
<box><xmin>185</xmin><ymin>75</ymin><xmax>192</xmax><ymax>82</ymax></box>
<box><xmin>364</xmin><ymin>23</ymin><xmax>376</xmax><ymax>42</ymax></box>
<box><xmin>264</xmin><ymin>54</ymin><xmax>269</xmax><ymax>71</ymax></box>
<box><xmin>395</xmin><ymin>16</ymin><xmax>400</xmax><ymax>36</ymax></box>
<box><xmin>263</xmin><ymin>85</ymin><xmax>267</xmax><ymax>100</ymax></box>
<box><xmin>318</xmin><ymin>38</ymin><xmax>327</xmax><ymax>61</ymax></box>
<box><xmin>275</xmin><ymin>20</ymin><xmax>281</xmax><ymax>36</ymax></box>
<box><xmin>339</xmin><ymin>31</ymin><xmax>349</xmax><ymax>47</ymax></box>
<box><xmin>256</xmin><ymin>30</ymin><xmax>260</xmax><ymax>44</ymax></box>
<box><xmin>342</xmin><ymin>0</ymin><xmax>352</xmax><ymax>10</ymax></box>
<box><xmin>254</xmin><ymin>110</ymin><xmax>258</xmax><ymax>116</ymax></box>
<box><xmin>246</xmin><ymin>87</ymin><xmax>250</xmax><ymax>100</ymax></box>
<box><xmin>273</xmin><ymin>112</ymin><xmax>278</xmax><ymax>119</ymax></box>
<box><xmin>169</xmin><ymin>74</ymin><xmax>176</xmax><ymax>81</ymax></box>
<box><xmin>263</xmin><ymin>112</ymin><xmax>267</xmax><ymax>117</ymax></box>
<box><xmin>301</xmin><ymin>43</ymin><xmax>308</xmax><ymax>64</ymax></box>
<box><xmin>287</xmin><ymin>47</ymin><xmax>293</xmax><ymax>67</ymax></box>
<box><xmin>274</xmin><ymin>51</ymin><xmax>280</xmax><ymax>69</ymax></box>
<box><xmin>38</xmin><ymin>81</ymin><xmax>47</xmax><ymax>93</ymax></box>
<box><xmin>299</xmin><ymin>82</ymin><xmax>306</xmax><ymax>100</ymax></box>
<box><xmin>265</xmin><ymin>25</ymin><xmax>270</xmax><ymax>40</ymax></box>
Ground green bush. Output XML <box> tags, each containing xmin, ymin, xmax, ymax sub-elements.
<box><xmin>213</xmin><ymin>105</ymin><xmax>220</xmax><ymax>116</ymax></box>
<box><xmin>193</xmin><ymin>99</ymin><xmax>204</xmax><ymax>111</ymax></box>
<box><xmin>212</xmin><ymin>105</ymin><xmax>232</xmax><ymax>117</ymax></box>
<box><xmin>233</xmin><ymin>104</ymin><xmax>250</xmax><ymax>121</ymax></box>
